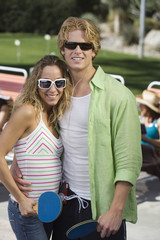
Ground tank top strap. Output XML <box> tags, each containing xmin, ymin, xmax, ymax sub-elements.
<box><xmin>153</xmin><ymin>119</ymin><xmax>158</xmax><ymax>124</ymax></box>
<box><xmin>39</xmin><ymin>111</ymin><xmax>43</xmax><ymax>122</ymax></box>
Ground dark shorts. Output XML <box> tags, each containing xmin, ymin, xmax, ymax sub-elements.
<box><xmin>43</xmin><ymin>189</ymin><xmax>126</xmax><ymax>240</ymax></box>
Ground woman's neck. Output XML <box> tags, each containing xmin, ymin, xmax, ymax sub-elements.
<box><xmin>143</xmin><ymin>116</ymin><xmax>154</xmax><ymax>124</ymax></box>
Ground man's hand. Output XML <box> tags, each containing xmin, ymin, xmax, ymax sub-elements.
<box><xmin>97</xmin><ymin>181</ymin><xmax>131</xmax><ymax>238</ymax></box>
<box><xmin>97</xmin><ymin>208</ymin><xmax>122</xmax><ymax>238</ymax></box>
<box><xmin>10</xmin><ymin>155</ymin><xmax>32</xmax><ymax>196</ymax></box>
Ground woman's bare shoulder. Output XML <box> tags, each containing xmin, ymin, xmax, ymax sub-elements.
<box><xmin>157</xmin><ymin>117</ymin><xmax>160</xmax><ymax>127</ymax></box>
<box><xmin>11</xmin><ymin>104</ymin><xmax>36</xmax><ymax>125</ymax></box>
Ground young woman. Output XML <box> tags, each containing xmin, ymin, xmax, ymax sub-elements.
<box><xmin>0</xmin><ymin>97</ymin><xmax>10</xmax><ymax>132</ymax></box>
<box><xmin>136</xmin><ymin>89</ymin><xmax>160</xmax><ymax>178</ymax></box>
<box><xmin>0</xmin><ymin>55</ymin><xmax>71</xmax><ymax>240</ymax></box>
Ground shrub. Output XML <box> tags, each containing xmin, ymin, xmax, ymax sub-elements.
<box><xmin>134</xmin><ymin>17</ymin><xmax>160</xmax><ymax>35</ymax></box>
<box><xmin>81</xmin><ymin>12</ymin><xmax>100</xmax><ymax>27</ymax></box>
<box><xmin>121</xmin><ymin>23</ymin><xmax>138</xmax><ymax>45</ymax></box>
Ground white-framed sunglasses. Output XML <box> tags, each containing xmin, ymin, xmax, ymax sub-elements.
<box><xmin>38</xmin><ymin>78</ymin><xmax>66</xmax><ymax>90</ymax></box>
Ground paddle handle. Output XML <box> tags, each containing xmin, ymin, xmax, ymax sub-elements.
<box><xmin>33</xmin><ymin>203</ymin><xmax>38</xmax><ymax>213</ymax></box>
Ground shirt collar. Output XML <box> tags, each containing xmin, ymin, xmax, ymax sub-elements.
<box><xmin>90</xmin><ymin>66</ymin><xmax>105</xmax><ymax>90</ymax></box>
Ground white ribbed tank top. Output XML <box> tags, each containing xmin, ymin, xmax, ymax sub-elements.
<box><xmin>59</xmin><ymin>94</ymin><xmax>91</xmax><ymax>200</ymax></box>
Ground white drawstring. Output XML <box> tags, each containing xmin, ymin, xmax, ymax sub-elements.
<box><xmin>59</xmin><ymin>193</ymin><xmax>89</xmax><ymax>213</ymax></box>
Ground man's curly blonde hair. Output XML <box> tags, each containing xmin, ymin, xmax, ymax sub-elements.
<box><xmin>13</xmin><ymin>55</ymin><xmax>71</xmax><ymax>126</ymax></box>
<box><xmin>58</xmin><ymin>17</ymin><xmax>101</xmax><ymax>59</ymax></box>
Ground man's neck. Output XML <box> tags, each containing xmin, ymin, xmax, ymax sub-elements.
<box><xmin>70</xmin><ymin>66</ymin><xmax>96</xmax><ymax>97</ymax></box>
<box><xmin>70</xmin><ymin>66</ymin><xmax>96</xmax><ymax>85</ymax></box>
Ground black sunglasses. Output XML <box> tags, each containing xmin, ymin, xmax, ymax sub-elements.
<box><xmin>64</xmin><ymin>42</ymin><xmax>93</xmax><ymax>51</ymax></box>
<box><xmin>38</xmin><ymin>78</ymin><xmax>66</xmax><ymax>90</ymax></box>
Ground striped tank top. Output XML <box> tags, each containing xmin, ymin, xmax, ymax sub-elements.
<box><xmin>13</xmin><ymin>113</ymin><xmax>63</xmax><ymax>201</ymax></box>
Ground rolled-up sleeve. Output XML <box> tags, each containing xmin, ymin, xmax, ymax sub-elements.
<box><xmin>112</xmin><ymin>90</ymin><xmax>142</xmax><ymax>186</ymax></box>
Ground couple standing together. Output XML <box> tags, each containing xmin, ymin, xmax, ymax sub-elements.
<box><xmin>0</xmin><ymin>17</ymin><xmax>142</xmax><ymax>240</ymax></box>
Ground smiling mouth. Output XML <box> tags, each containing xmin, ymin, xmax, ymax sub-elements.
<box><xmin>46</xmin><ymin>94</ymin><xmax>58</xmax><ymax>98</ymax></box>
<box><xmin>72</xmin><ymin>57</ymin><xmax>83</xmax><ymax>60</ymax></box>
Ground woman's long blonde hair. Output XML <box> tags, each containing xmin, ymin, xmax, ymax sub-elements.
<box><xmin>13</xmin><ymin>55</ymin><xmax>71</xmax><ymax>125</ymax></box>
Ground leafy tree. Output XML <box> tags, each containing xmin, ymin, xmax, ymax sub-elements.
<box><xmin>0</xmin><ymin>0</ymin><xmax>76</xmax><ymax>34</ymax></box>
<box><xmin>0</xmin><ymin>0</ymin><xmax>108</xmax><ymax>33</ymax></box>
<box><xmin>73</xmin><ymin>0</ymin><xmax>108</xmax><ymax>21</ymax></box>
<box><xmin>1</xmin><ymin>0</ymin><xmax>159</xmax><ymax>34</ymax></box>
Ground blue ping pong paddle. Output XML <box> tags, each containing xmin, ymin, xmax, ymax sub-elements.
<box><xmin>66</xmin><ymin>219</ymin><xmax>98</xmax><ymax>239</ymax></box>
<box><xmin>33</xmin><ymin>191</ymin><xmax>62</xmax><ymax>223</ymax></box>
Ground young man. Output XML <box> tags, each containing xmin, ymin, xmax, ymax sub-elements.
<box><xmin>11</xmin><ymin>17</ymin><xmax>142</xmax><ymax>240</ymax></box>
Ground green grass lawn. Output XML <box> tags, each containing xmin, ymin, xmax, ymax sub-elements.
<box><xmin>0</xmin><ymin>33</ymin><xmax>61</xmax><ymax>64</ymax></box>
<box><xmin>0</xmin><ymin>33</ymin><xmax>160</xmax><ymax>95</ymax></box>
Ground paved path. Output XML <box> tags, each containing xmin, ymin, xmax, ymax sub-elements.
<box><xmin>0</xmin><ymin>172</ymin><xmax>159</xmax><ymax>240</ymax></box>
<box><xmin>0</xmin><ymin>183</ymin><xmax>16</xmax><ymax>240</ymax></box>
<box><xmin>127</xmin><ymin>173</ymin><xmax>160</xmax><ymax>240</ymax></box>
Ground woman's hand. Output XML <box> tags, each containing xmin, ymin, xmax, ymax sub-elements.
<box><xmin>142</xmin><ymin>134</ymin><xmax>160</xmax><ymax>148</ymax></box>
<box><xmin>142</xmin><ymin>134</ymin><xmax>148</xmax><ymax>141</ymax></box>
<box><xmin>19</xmin><ymin>197</ymin><xmax>37</xmax><ymax>217</ymax></box>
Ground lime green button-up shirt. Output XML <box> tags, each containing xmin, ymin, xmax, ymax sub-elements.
<box><xmin>88</xmin><ymin>66</ymin><xmax>142</xmax><ymax>223</ymax></box>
